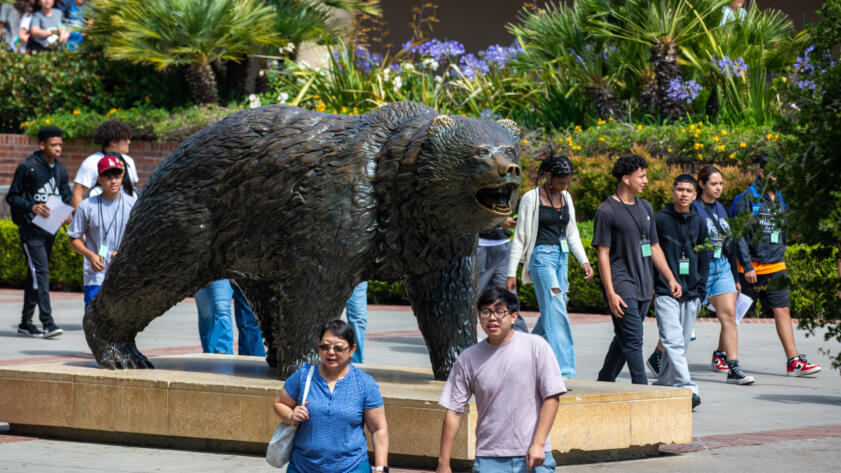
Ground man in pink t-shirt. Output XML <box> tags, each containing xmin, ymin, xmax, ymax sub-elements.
<box><xmin>437</xmin><ymin>287</ymin><xmax>566</xmax><ymax>473</ymax></box>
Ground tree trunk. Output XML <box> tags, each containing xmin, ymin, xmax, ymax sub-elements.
<box><xmin>587</xmin><ymin>84</ymin><xmax>625</xmax><ymax>121</ymax></box>
<box><xmin>705</xmin><ymin>81</ymin><xmax>720</xmax><ymax>120</ymax></box>
<box><xmin>640</xmin><ymin>68</ymin><xmax>659</xmax><ymax>115</ymax></box>
<box><xmin>184</xmin><ymin>62</ymin><xmax>220</xmax><ymax>106</ymax></box>
<box><xmin>652</xmin><ymin>41</ymin><xmax>684</xmax><ymax>122</ymax></box>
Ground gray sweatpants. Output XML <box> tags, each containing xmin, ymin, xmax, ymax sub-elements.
<box><xmin>477</xmin><ymin>241</ymin><xmax>528</xmax><ymax>333</ymax></box>
<box><xmin>653</xmin><ymin>295</ymin><xmax>700</xmax><ymax>395</ymax></box>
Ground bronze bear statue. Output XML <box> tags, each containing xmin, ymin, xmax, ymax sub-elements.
<box><xmin>83</xmin><ymin>101</ymin><xmax>521</xmax><ymax>380</ymax></box>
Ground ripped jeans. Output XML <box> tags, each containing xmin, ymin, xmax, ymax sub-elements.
<box><xmin>528</xmin><ymin>244</ymin><xmax>575</xmax><ymax>377</ymax></box>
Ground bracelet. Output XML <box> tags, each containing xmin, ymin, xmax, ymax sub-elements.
<box><xmin>373</xmin><ymin>467</ymin><xmax>389</xmax><ymax>472</ymax></box>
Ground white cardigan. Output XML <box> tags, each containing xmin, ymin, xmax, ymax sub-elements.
<box><xmin>507</xmin><ymin>188</ymin><xmax>589</xmax><ymax>284</ymax></box>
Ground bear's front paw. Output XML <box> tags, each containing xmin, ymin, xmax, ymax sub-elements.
<box><xmin>97</xmin><ymin>341</ymin><xmax>155</xmax><ymax>370</ymax></box>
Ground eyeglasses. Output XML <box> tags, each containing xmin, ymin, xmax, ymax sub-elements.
<box><xmin>478</xmin><ymin>309</ymin><xmax>512</xmax><ymax>319</ymax></box>
<box><xmin>318</xmin><ymin>344</ymin><xmax>350</xmax><ymax>353</ymax></box>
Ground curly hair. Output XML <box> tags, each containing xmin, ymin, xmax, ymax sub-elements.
<box><xmin>93</xmin><ymin>120</ymin><xmax>133</xmax><ymax>149</ymax></box>
<box><xmin>536</xmin><ymin>155</ymin><xmax>574</xmax><ymax>184</ymax></box>
<box><xmin>611</xmin><ymin>154</ymin><xmax>648</xmax><ymax>180</ymax></box>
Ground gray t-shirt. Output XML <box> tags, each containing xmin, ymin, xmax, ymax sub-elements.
<box><xmin>592</xmin><ymin>196</ymin><xmax>658</xmax><ymax>301</ymax></box>
<box><xmin>29</xmin><ymin>8</ymin><xmax>63</xmax><ymax>49</ymax></box>
<box><xmin>67</xmin><ymin>193</ymin><xmax>136</xmax><ymax>286</ymax></box>
<box><xmin>0</xmin><ymin>4</ymin><xmax>22</xmax><ymax>51</ymax></box>
<box><xmin>439</xmin><ymin>332</ymin><xmax>566</xmax><ymax>457</ymax></box>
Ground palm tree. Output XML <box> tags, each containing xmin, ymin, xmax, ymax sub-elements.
<box><xmin>87</xmin><ymin>0</ymin><xmax>281</xmax><ymax>105</ymax></box>
<box><xmin>585</xmin><ymin>0</ymin><xmax>723</xmax><ymax>121</ymax></box>
<box><xmin>265</xmin><ymin>0</ymin><xmax>381</xmax><ymax>52</ymax></box>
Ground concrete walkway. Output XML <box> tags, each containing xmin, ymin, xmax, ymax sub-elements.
<box><xmin>1</xmin><ymin>289</ymin><xmax>840</xmax><ymax>472</ymax></box>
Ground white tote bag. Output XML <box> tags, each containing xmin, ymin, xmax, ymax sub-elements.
<box><xmin>266</xmin><ymin>364</ymin><xmax>316</xmax><ymax>468</ymax></box>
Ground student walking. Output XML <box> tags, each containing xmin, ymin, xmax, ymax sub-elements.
<box><xmin>593</xmin><ymin>155</ymin><xmax>682</xmax><ymax>385</ymax></box>
<box><xmin>72</xmin><ymin>120</ymin><xmax>139</xmax><ymax>209</ymax></box>
<box><xmin>478</xmin><ymin>218</ymin><xmax>528</xmax><ymax>333</ymax></box>
<box><xmin>436</xmin><ymin>287</ymin><xmax>565</xmax><ymax>473</ymax></box>
<box><xmin>68</xmin><ymin>155</ymin><xmax>137</xmax><ymax>307</ymax></box>
<box><xmin>693</xmin><ymin>165</ymin><xmax>754</xmax><ymax>384</ymax></box>
<box><xmin>506</xmin><ymin>155</ymin><xmax>593</xmax><ymax>377</ymax></box>
<box><xmin>731</xmin><ymin>158</ymin><xmax>821</xmax><ymax>377</ymax></box>
<box><xmin>5</xmin><ymin>126</ymin><xmax>72</xmax><ymax>338</ymax></box>
<box><xmin>649</xmin><ymin>175</ymin><xmax>710</xmax><ymax>409</ymax></box>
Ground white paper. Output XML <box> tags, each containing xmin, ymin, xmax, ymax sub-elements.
<box><xmin>707</xmin><ymin>293</ymin><xmax>754</xmax><ymax>325</ymax></box>
<box><xmin>32</xmin><ymin>195</ymin><xmax>74</xmax><ymax>235</ymax></box>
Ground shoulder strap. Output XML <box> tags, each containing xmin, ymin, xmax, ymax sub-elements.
<box><xmin>301</xmin><ymin>364</ymin><xmax>315</xmax><ymax>404</ymax></box>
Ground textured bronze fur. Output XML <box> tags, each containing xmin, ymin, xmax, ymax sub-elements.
<box><xmin>82</xmin><ymin>101</ymin><xmax>521</xmax><ymax>380</ymax></box>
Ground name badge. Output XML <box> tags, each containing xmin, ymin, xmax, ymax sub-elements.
<box><xmin>770</xmin><ymin>231</ymin><xmax>780</xmax><ymax>244</ymax></box>
<box><xmin>714</xmin><ymin>246</ymin><xmax>722</xmax><ymax>259</ymax></box>
<box><xmin>98</xmin><ymin>244</ymin><xmax>109</xmax><ymax>258</ymax></box>
<box><xmin>752</xmin><ymin>203</ymin><xmax>761</xmax><ymax>215</ymax></box>
<box><xmin>679</xmin><ymin>258</ymin><xmax>690</xmax><ymax>275</ymax></box>
<box><xmin>560</xmin><ymin>239</ymin><xmax>569</xmax><ymax>253</ymax></box>
<box><xmin>641</xmin><ymin>240</ymin><xmax>652</xmax><ymax>258</ymax></box>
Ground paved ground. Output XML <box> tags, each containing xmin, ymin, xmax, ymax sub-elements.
<box><xmin>1</xmin><ymin>289</ymin><xmax>840</xmax><ymax>472</ymax></box>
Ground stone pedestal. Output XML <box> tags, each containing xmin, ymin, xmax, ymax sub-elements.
<box><xmin>0</xmin><ymin>354</ymin><xmax>691</xmax><ymax>467</ymax></box>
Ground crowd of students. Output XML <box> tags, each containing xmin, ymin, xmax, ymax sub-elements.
<box><xmin>0</xmin><ymin>0</ymin><xmax>86</xmax><ymax>53</ymax></box>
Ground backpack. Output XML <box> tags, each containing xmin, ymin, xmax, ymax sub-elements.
<box><xmin>729</xmin><ymin>185</ymin><xmax>785</xmax><ymax>218</ymax></box>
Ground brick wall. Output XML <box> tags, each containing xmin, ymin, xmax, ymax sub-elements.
<box><xmin>0</xmin><ymin>133</ymin><xmax>180</xmax><ymax>187</ymax></box>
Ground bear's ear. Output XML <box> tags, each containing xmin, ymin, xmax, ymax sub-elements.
<box><xmin>496</xmin><ymin>119</ymin><xmax>520</xmax><ymax>141</ymax></box>
<box><xmin>428</xmin><ymin>115</ymin><xmax>457</xmax><ymax>147</ymax></box>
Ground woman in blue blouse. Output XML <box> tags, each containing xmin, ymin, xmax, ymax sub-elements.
<box><xmin>273</xmin><ymin>319</ymin><xmax>389</xmax><ymax>473</ymax></box>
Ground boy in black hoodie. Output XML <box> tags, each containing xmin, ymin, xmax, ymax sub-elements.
<box><xmin>5</xmin><ymin>126</ymin><xmax>73</xmax><ymax>338</ymax></box>
<box><xmin>651</xmin><ymin>175</ymin><xmax>709</xmax><ymax>409</ymax></box>
<box><xmin>731</xmin><ymin>159</ymin><xmax>821</xmax><ymax>377</ymax></box>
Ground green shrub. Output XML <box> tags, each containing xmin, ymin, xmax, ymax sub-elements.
<box><xmin>0</xmin><ymin>51</ymin><xmax>190</xmax><ymax>133</ymax></box>
<box><xmin>0</xmin><ymin>220</ymin><xmax>83</xmax><ymax>291</ymax></box>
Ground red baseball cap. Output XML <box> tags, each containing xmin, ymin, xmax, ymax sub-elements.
<box><xmin>97</xmin><ymin>155</ymin><xmax>124</xmax><ymax>175</ymax></box>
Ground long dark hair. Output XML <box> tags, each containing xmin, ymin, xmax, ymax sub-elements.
<box><xmin>696</xmin><ymin>165</ymin><xmax>721</xmax><ymax>198</ymax></box>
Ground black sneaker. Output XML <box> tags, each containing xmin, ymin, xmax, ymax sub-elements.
<box><xmin>646</xmin><ymin>349</ymin><xmax>662</xmax><ymax>378</ymax></box>
<box><xmin>726</xmin><ymin>365</ymin><xmax>755</xmax><ymax>385</ymax></box>
<box><xmin>691</xmin><ymin>393</ymin><xmax>701</xmax><ymax>409</ymax></box>
<box><xmin>43</xmin><ymin>323</ymin><xmax>64</xmax><ymax>338</ymax></box>
<box><xmin>17</xmin><ymin>322</ymin><xmax>43</xmax><ymax>337</ymax></box>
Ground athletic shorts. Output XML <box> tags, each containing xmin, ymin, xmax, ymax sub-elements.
<box><xmin>739</xmin><ymin>270</ymin><xmax>790</xmax><ymax>312</ymax></box>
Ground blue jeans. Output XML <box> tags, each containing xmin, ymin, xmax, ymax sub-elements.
<box><xmin>528</xmin><ymin>244</ymin><xmax>575</xmax><ymax>377</ymax></box>
<box><xmin>195</xmin><ymin>280</ymin><xmax>265</xmax><ymax>356</ymax></box>
<box><xmin>472</xmin><ymin>452</ymin><xmax>556</xmax><ymax>473</ymax></box>
<box><xmin>597</xmin><ymin>298</ymin><xmax>651</xmax><ymax>385</ymax></box>
<box><xmin>84</xmin><ymin>285</ymin><xmax>101</xmax><ymax>308</ymax></box>
<box><xmin>346</xmin><ymin>281</ymin><xmax>368</xmax><ymax>363</ymax></box>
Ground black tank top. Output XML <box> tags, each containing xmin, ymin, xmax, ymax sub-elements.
<box><xmin>535</xmin><ymin>197</ymin><xmax>569</xmax><ymax>247</ymax></box>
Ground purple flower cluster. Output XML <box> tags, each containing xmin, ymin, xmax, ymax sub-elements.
<box><xmin>794</xmin><ymin>45</ymin><xmax>815</xmax><ymax>75</ymax></box>
<box><xmin>480</xmin><ymin>109</ymin><xmax>501</xmax><ymax>120</ymax></box>
<box><xmin>795</xmin><ymin>79</ymin><xmax>816</xmax><ymax>91</ymax></box>
<box><xmin>483</xmin><ymin>42</ymin><xmax>524</xmax><ymax>68</ymax></box>
<box><xmin>402</xmin><ymin>39</ymin><xmax>466</xmax><ymax>61</ymax></box>
<box><xmin>458</xmin><ymin>53</ymin><xmax>491</xmax><ymax>79</ymax></box>
<box><xmin>713</xmin><ymin>56</ymin><xmax>747</xmax><ymax>78</ymax></box>
<box><xmin>354</xmin><ymin>45</ymin><xmax>384</xmax><ymax>73</ymax></box>
<box><xmin>666</xmin><ymin>78</ymin><xmax>702</xmax><ymax>103</ymax></box>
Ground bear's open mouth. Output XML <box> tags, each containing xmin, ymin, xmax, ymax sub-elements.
<box><xmin>475</xmin><ymin>183</ymin><xmax>517</xmax><ymax>215</ymax></box>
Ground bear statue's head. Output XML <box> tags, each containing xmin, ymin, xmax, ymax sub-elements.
<box><xmin>413</xmin><ymin>115</ymin><xmax>521</xmax><ymax>236</ymax></box>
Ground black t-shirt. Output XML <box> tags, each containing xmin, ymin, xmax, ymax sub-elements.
<box><xmin>535</xmin><ymin>202</ymin><xmax>569</xmax><ymax>247</ymax></box>
<box><xmin>591</xmin><ymin>196</ymin><xmax>659</xmax><ymax>301</ymax></box>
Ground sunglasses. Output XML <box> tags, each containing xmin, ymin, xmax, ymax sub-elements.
<box><xmin>318</xmin><ymin>344</ymin><xmax>350</xmax><ymax>353</ymax></box>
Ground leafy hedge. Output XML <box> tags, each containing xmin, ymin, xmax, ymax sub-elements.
<box><xmin>0</xmin><ymin>51</ymin><xmax>190</xmax><ymax>133</ymax></box>
<box><xmin>0</xmin><ymin>220</ymin><xmax>83</xmax><ymax>291</ymax></box>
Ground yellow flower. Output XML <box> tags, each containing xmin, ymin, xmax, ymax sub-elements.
<box><xmin>341</xmin><ymin>106</ymin><xmax>348</xmax><ymax>113</ymax></box>
<box><xmin>720</xmin><ymin>129</ymin><xmax>727</xmax><ymax>135</ymax></box>
<box><xmin>681</xmin><ymin>128</ymin><xmax>686</xmax><ymax>133</ymax></box>
<box><xmin>45</xmin><ymin>118</ymin><xmax>50</xmax><ymax>124</ymax></box>
<box><xmin>313</xmin><ymin>95</ymin><xmax>320</xmax><ymax>99</ymax></box>
<box><xmin>145</xmin><ymin>96</ymin><xmax>150</xmax><ymax>103</ymax></box>
<box><xmin>73</xmin><ymin>110</ymin><xmax>81</xmax><ymax>115</ymax></box>
<box><xmin>637</xmin><ymin>124</ymin><xmax>643</xmax><ymax>131</ymax></box>
<box><xmin>698</xmin><ymin>153</ymin><xmax>703</xmax><ymax>159</ymax></box>
<box><xmin>353</xmin><ymin>107</ymin><xmax>358</xmax><ymax>114</ymax></box>
<box><xmin>689</xmin><ymin>124</ymin><xmax>696</xmax><ymax>131</ymax></box>
<box><xmin>597</xmin><ymin>119</ymin><xmax>606</xmax><ymax>126</ymax></box>
<box><xmin>574</xmin><ymin>145</ymin><xmax>582</xmax><ymax>150</ymax></box>
<box><xmin>712</xmin><ymin>136</ymin><xmax>719</xmax><ymax>142</ymax></box>
<box><xmin>694</xmin><ymin>143</ymin><xmax>704</xmax><ymax>150</ymax></box>
<box><xmin>698</xmin><ymin>121</ymin><xmax>704</xmax><ymax>126</ymax></box>
<box><xmin>608</xmin><ymin>116</ymin><xmax>615</xmax><ymax>121</ymax></box>
<box><xmin>781</xmin><ymin>76</ymin><xmax>788</xmax><ymax>83</ymax></box>
<box><xmin>598</xmin><ymin>137</ymin><xmax>606</xmax><ymax>142</ymax></box>
<box><xmin>740</xmin><ymin>142</ymin><xmax>747</xmax><ymax>148</ymax></box>
<box><xmin>729</xmin><ymin>153</ymin><xmax>735</xmax><ymax>159</ymax></box>
<box><xmin>694</xmin><ymin>132</ymin><xmax>700</xmax><ymax>138</ymax></box>
<box><xmin>668</xmin><ymin>148</ymin><xmax>672</xmax><ymax>153</ymax></box>
<box><xmin>766</xmin><ymin>133</ymin><xmax>773</xmax><ymax>140</ymax></box>
<box><xmin>521</xmin><ymin>139</ymin><xmax>528</xmax><ymax>146</ymax></box>
<box><xmin>774</xmin><ymin>134</ymin><xmax>779</xmax><ymax>142</ymax></box>
<box><xmin>717</xmin><ymin>145</ymin><xmax>725</xmax><ymax>151</ymax></box>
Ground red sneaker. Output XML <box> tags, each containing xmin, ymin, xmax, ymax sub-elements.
<box><xmin>711</xmin><ymin>351</ymin><xmax>729</xmax><ymax>372</ymax></box>
<box><xmin>787</xmin><ymin>355</ymin><xmax>822</xmax><ymax>376</ymax></box>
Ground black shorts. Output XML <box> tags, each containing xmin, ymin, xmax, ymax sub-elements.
<box><xmin>739</xmin><ymin>270</ymin><xmax>791</xmax><ymax>313</ymax></box>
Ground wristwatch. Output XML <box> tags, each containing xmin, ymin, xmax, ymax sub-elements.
<box><xmin>373</xmin><ymin>467</ymin><xmax>389</xmax><ymax>472</ymax></box>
